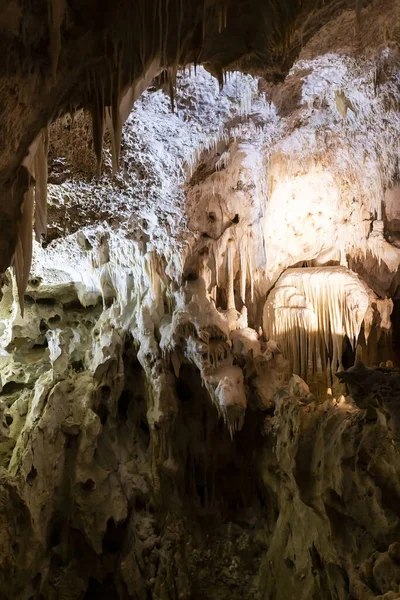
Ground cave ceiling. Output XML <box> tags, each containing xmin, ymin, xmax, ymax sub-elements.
<box><xmin>2</xmin><ymin>2</ymin><xmax>400</xmax><ymax>598</ymax></box>
<box><xmin>1</xmin><ymin>0</ymin><xmax>399</xmax><ymax>274</ymax></box>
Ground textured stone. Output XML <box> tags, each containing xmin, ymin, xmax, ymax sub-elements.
<box><xmin>1</xmin><ymin>8</ymin><xmax>400</xmax><ymax>595</ymax></box>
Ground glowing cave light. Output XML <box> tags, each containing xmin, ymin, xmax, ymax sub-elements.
<box><xmin>263</xmin><ymin>267</ymin><xmax>369</xmax><ymax>385</ymax></box>
<box><xmin>264</xmin><ymin>169</ymin><xmax>340</xmax><ymax>282</ymax></box>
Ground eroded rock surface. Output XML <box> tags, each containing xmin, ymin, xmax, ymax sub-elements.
<box><xmin>1</xmin><ymin>22</ymin><xmax>400</xmax><ymax>599</ymax></box>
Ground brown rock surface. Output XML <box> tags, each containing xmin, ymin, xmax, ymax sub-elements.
<box><xmin>1</xmin><ymin>2</ymin><xmax>400</xmax><ymax>598</ymax></box>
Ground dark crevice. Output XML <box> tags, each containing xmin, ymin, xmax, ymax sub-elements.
<box><xmin>0</xmin><ymin>381</ymin><xmax>28</xmax><ymax>395</ymax></box>
<box><xmin>95</xmin><ymin>403</ymin><xmax>109</xmax><ymax>425</ymax></box>
<box><xmin>27</xmin><ymin>466</ymin><xmax>38</xmax><ymax>484</ymax></box>
<box><xmin>83</xmin><ymin>576</ymin><xmax>120</xmax><ymax>600</ymax></box>
<box><xmin>117</xmin><ymin>390</ymin><xmax>131</xmax><ymax>420</ymax></box>
<box><xmin>63</xmin><ymin>299</ymin><xmax>86</xmax><ymax>311</ymax></box>
<box><xmin>102</xmin><ymin>519</ymin><xmax>127</xmax><ymax>554</ymax></box>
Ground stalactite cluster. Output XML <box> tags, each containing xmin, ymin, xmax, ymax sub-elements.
<box><xmin>1</xmin><ymin>0</ymin><xmax>400</xmax><ymax>598</ymax></box>
<box><xmin>264</xmin><ymin>267</ymin><xmax>370</xmax><ymax>385</ymax></box>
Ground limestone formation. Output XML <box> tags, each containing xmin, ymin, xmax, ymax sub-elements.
<box><xmin>1</xmin><ymin>1</ymin><xmax>400</xmax><ymax>599</ymax></box>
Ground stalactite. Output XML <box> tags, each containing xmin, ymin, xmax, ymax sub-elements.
<box><xmin>217</xmin><ymin>1</ymin><xmax>228</xmax><ymax>34</ymax></box>
<box><xmin>13</xmin><ymin>188</ymin><xmax>35</xmax><ymax>314</ymax></box>
<box><xmin>356</xmin><ymin>0</ymin><xmax>362</xmax><ymax>24</ymax></box>
<box><xmin>168</xmin><ymin>66</ymin><xmax>177</xmax><ymax>112</ymax></box>
<box><xmin>90</xmin><ymin>84</ymin><xmax>105</xmax><ymax>174</ymax></box>
<box><xmin>248</xmin><ymin>236</ymin><xmax>254</xmax><ymax>304</ymax></box>
<box><xmin>107</xmin><ymin>53</ymin><xmax>123</xmax><ymax>174</ymax></box>
<box><xmin>264</xmin><ymin>267</ymin><xmax>369</xmax><ymax>385</ymax></box>
<box><xmin>216</xmin><ymin>150</ymin><xmax>230</xmax><ymax>171</ymax></box>
<box><xmin>16</xmin><ymin>129</ymin><xmax>50</xmax><ymax>310</ymax></box>
<box><xmin>138</xmin><ymin>0</ymin><xmax>147</xmax><ymax>71</ymax></box>
<box><xmin>202</xmin><ymin>1</ymin><xmax>207</xmax><ymax>39</ymax></box>
<box><xmin>33</xmin><ymin>129</ymin><xmax>49</xmax><ymax>241</ymax></box>
<box><xmin>210</xmin><ymin>366</ymin><xmax>247</xmax><ymax>439</ymax></box>
<box><xmin>158</xmin><ymin>0</ymin><xmax>163</xmax><ymax>67</ymax></box>
<box><xmin>175</xmin><ymin>0</ymin><xmax>184</xmax><ymax>65</ymax></box>
<box><xmin>47</xmin><ymin>0</ymin><xmax>65</xmax><ymax>79</ymax></box>
<box><xmin>226</xmin><ymin>239</ymin><xmax>235</xmax><ymax>310</ymax></box>
<box><xmin>105</xmin><ymin>107</ymin><xmax>117</xmax><ymax>173</ymax></box>
<box><xmin>217</xmin><ymin>66</ymin><xmax>224</xmax><ymax>91</ymax></box>
<box><xmin>163</xmin><ymin>0</ymin><xmax>170</xmax><ymax>71</ymax></box>
<box><xmin>112</xmin><ymin>107</ymin><xmax>122</xmax><ymax>174</ymax></box>
<box><xmin>118</xmin><ymin>58</ymin><xmax>161</xmax><ymax>131</ymax></box>
<box><xmin>240</xmin><ymin>234</ymin><xmax>247</xmax><ymax>304</ymax></box>
<box><xmin>213</xmin><ymin>246</ymin><xmax>219</xmax><ymax>288</ymax></box>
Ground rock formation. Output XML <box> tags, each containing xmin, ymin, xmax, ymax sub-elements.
<box><xmin>1</xmin><ymin>1</ymin><xmax>400</xmax><ymax>599</ymax></box>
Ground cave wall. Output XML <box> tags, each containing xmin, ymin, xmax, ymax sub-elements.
<box><xmin>0</xmin><ymin>0</ymin><xmax>367</xmax><ymax>274</ymax></box>
<box><xmin>1</xmin><ymin>1</ymin><xmax>400</xmax><ymax>598</ymax></box>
